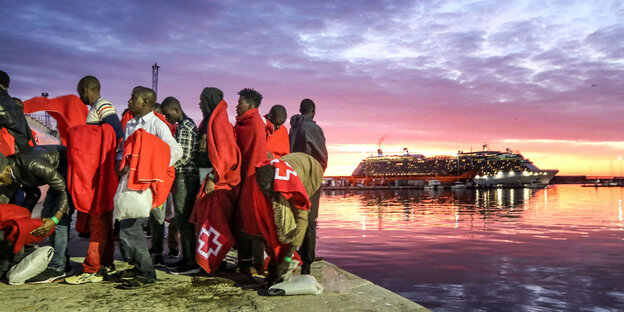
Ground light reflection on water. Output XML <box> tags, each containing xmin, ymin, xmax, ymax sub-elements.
<box><xmin>316</xmin><ymin>185</ymin><xmax>624</xmax><ymax>311</ymax></box>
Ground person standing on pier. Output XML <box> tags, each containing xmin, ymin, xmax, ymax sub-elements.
<box><xmin>234</xmin><ymin>88</ymin><xmax>267</xmax><ymax>275</ymax></box>
<box><xmin>0</xmin><ymin>70</ymin><xmax>36</xmax><ymax>155</ymax></box>
<box><xmin>65</xmin><ymin>75</ymin><xmax>124</xmax><ymax>285</ymax></box>
<box><xmin>160</xmin><ymin>96</ymin><xmax>201</xmax><ymax>275</ymax></box>
<box><xmin>288</xmin><ymin>98</ymin><xmax>327</xmax><ymax>274</ymax></box>
<box><xmin>114</xmin><ymin>87</ymin><xmax>181</xmax><ymax>288</ymax></box>
<box><xmin>265</xmin><ymin>105</ymin><xmax>290</xmax><ymax>159</ymax></box>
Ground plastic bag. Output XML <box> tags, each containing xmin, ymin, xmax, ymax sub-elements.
<box><xmin>321</xmin><ymin>265</ymin><xmax>351</xmax><ymax>293</ymax></box>
<box><xmin>268</xmin><ymin>260</ymin><xmax>324</xmax><ymax>296</ymax></box>
<box><xmin>7</xmin><ymin>246</ymin><xmax>54</xmax><ymax>285</ymax></box>
<box><xmin>269</xmin><ymin>275</ymin><xmax>324</xmax><ymax>296</ymax></box>
<box><xmin>113</xmin><ymin>173</ymin><xmax>152</xmax><ymax>221</ymax></box>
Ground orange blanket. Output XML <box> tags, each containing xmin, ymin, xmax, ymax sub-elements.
<box><xmin>67</xmin><ymin>124</ymin><xmax>118</xmax><ymax>216</ymax></box>
<box><xmin>0</xmin><ymin>204</ymin><xmax>53</xmax><ymax>253</ymax></box>
<box><xmin>0</xmin><ymin>128</ymin><xmax>15</xmax><ymax>156</ymax></box>
<box><xmin>120</xmin><ymin>129</ymin><xmax>174</xmax><ymax>208</ymax></box>
<box><xmin>23</xmin><ymin>95</ymin><xmax>88</xmax><ymax>145</ymax></box>
<box><xmin>266</xmin><ymin>125</ymin><xmax>290</xmax><ymax>159</ymax></box>
<box><xmin>205</xmin><ymin>100</ymin><xmax>241</xmax><ymax>190</ymax></box>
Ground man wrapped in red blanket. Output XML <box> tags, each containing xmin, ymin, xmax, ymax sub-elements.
<box><xmin>190</xmin><ymin>88</ymin><xmax>241</xmax><ymax>274</ymax></box>
<box><xmin>253</xmin><ymin>153</ymin><xmax>323</xmax><ymax>283</ymax></box>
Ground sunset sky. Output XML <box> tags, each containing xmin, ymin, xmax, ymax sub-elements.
<box><xmin>2</xmin><ymin>0</ymin><xmax>623</xmax><ymax>176</ymax></box>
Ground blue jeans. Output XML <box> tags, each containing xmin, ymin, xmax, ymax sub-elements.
<box><xmin>119</xmin><ymin>218</ymin><xmax>156</xmax><ymax>281</ymax></box>
<box><xmin>41</xmin><ymin>190</ymin><xmax>72</xmax><ymax>271</ymax></box>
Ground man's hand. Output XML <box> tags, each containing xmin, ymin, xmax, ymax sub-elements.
<box><xmin>275</xmin><ymin>260</ymin><xmax>290</xmax><ymax>280</ymax></box>
<box><xmin>30</xmin><ymin>218</ymin><xmax>56</xmax><ymax>236</ymax></box>
<box><xmin>204</xmin><ymin>178</ymin><xmax>215</xmax><ymax>194</ymax></box>
<box><xmin>117</xmin><ymin>165</ymin><xmax>129</xmax><ymax>179</ymax></box>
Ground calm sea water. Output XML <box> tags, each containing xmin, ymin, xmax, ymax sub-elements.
<box><xmin>316</xmin><ymin>185</ymin><xmax>624</xmax><ymax>311</ymax></box>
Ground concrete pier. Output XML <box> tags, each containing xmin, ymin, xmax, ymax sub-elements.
<box><xmin>0</xmin><ymin>254</ymin><xmax>428</xmax><ymax>311</ymax></box>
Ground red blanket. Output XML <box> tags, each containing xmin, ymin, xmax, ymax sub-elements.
<box><xmin>23</xmin><ymin>95</ymin><xmax>88</xmax><ymax>145</ymax></box>
<box><xmin>67</xmin><ymin>124</ymin><xmax>118</xmax><ymax>216</ymax></box>
<box><xmin>0</xmin><ymin>128</ymin><xmax>15</xmax><ymax>156</ymax></box>
<box><xmin>266</xmin><ymin>125</ymin><xmax>290</xmax><ymax>159</ymax></box>
<box><xmin>121</xmin><ymin>110</ymin><xmax>175</xmax><ymax>135</ymax></box>
<box><xmin>253</xmin><ymin>159</ymin><xmax>310</xmax><ymax>249</ymax></box>
<box><xmin>235</xmin><ymin>108</ymin><xmax>267</xmax><ymax>236</ymax></box>
<box><xmin>204</xmin><ymin>100</ymin><xmax>241</xmax><ymax>190</ymax></box>
<box><xmin>190</xmin><ymin>182</ymin><xmax>239</xmax><ymax>274</ymax></box>
<box><xmin>0</xmin><ymin>204</ymin><xmax>53</xmax><ymax>254</ymax></box>
<box><xmin>121</xmin><ymin>129</ymin><xmax>175</xmax><ymax>208</ymax></box>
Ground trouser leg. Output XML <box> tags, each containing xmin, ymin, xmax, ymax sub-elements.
<box><xmin>42</xmin><ymin>190</ymin><xmax>72</xmax><ymax>271</ymax></box>
<box><xmin>149</xmin><ymin>213</ymin><xmax>164</xmax><ymax>254</ymax></box>
<box><xmin>83</xmin><ymin>211</ymin><xmax>114</xmax><ymax>273</ymax></box>
<box><xmin>299</xmin><ymin>190</ymin><xmax>320</xmax><ymax>266</ymax></box>
<box><xmin>173</xmin><ymin>172</ymin><xmax>199</xmax><ymax>265</ymax></box>
<box><xmin>119</xmin><ymin>218</ymin><xmax>156</xmax><ymax>281</ymax></box>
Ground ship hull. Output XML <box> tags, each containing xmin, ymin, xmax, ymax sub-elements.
<box><xmin>474</xmin><ymin>169</ymin><xmax>558</xmax><ymax>186</ymax></box>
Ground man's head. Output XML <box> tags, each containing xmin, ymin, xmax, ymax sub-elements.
<box><xmin>199</xmin><ymin>87</ymin><xmax>223</xmax><ymax>118</ymax></box>
<box><xmin>161</xmin><ymin>96</ymin><xmax>184</xmax><ymax>123</ymax></box>
<box><xmin>0</xmin><ymin>70</ymin><xmax>10</xmax><ymax>90</ymax></box>
<box><xmin>255</xmin><ymin>165</ymin><xmax>275</xmax><ymax>197</ymax></box>
<box><xmin>300</xmin><ymin>98</ymin><xmax>315</xmax><ymax>118</ymax></box>
<box><xmin>128</xmin><ymin>86</ymin><xmax>156</xmax><ymax>117</ymax></box>
<box><xmin>77</xmin><ymin>75</ymin><xmax>101</xmax><ymax>105</ymax></box>
<box><xmin>267</xmin><ymin>105</ymin><xmax>287</xmax><ymax>130</ymax></box>
<box><xmin>13</xmin><ymin>97</ymin><xmax>23</xmax><ymax>108</ymax></box>
<box><xmin>236</xmin><ymin>88</ymin><xmax>262</xmax><ymax>117</ymax></box>
<box><xmin>0</xmin><ymin>154</ymin><xmax>12</xmax><ymax>187</ymax></box>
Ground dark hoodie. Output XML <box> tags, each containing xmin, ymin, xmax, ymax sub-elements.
<box><xmin>0</xmin><ymin>89</ymin><xmax>35</xmax><ymax>152</ymax></box>
<box><xmin>196</xmin><ymin>87</ymin><xmax>224</xmax><ymax>168</ymax></box>
<box><xmin>289</xmin><ymin>114</ymin><xmax>328</xmax><ymax>171</ymax></box>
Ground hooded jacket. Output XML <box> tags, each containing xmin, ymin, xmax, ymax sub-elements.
<box><xmin>0</xmin><ymin>89</ymin><xmax>35</xmax><ymax>152</ymax></box>
<box><xmin>289</xmin><ymin>114</ymin><xmax>328</xmax><ymax>171</ymax></box>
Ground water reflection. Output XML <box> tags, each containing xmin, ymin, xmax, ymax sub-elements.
<box><xmin>317</xmin><ymin>185</ymin><xmax>624</xmax><ymax>311</ymax></box>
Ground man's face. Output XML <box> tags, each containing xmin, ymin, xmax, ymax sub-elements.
<box><xmin>267</xmin><ymin>112</ymin><xmax>286</xmax><ymax>130</ymax></box>
<box><xmin>0</xmin><ymin>166</ymin><xmax>13</xmax><ymax>187</ymax></box>
<box><xmin>236</xmin><ymin>96</ymin><xmax>252</xmax><ymax>117</ymax></box>
<box><xmin>128</xmin><ymin>92</ymin><xmax>150</xmax><ymax>115</ymax></box>
<box><xmin>162</xmin><ymin>106</ymin><xmax>182</xmax><ymax>123</ymax></box>
<box><xmin>77</xmin><ymin>85</ymin><xmax>89</xmax><ymax>105</ymax></box>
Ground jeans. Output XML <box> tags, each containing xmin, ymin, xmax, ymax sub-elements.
<box><xmin>299</xmin><ymin>190</ymin><xmax>320</xmax><ymax>266</ymax></box>
<box><xmin>119</xmin><ymin>218</ymin><xmax>156</xmax><ymax>281</ymax></box>
<box><xmin>41</xmin><ymin>190</ymin><xmax>72</xmax><ymax>272</ymax></box>
<box><xmin>173</xmin><ymin>171</ymin><xmax>199</xmax><ymax>266</ymax></box>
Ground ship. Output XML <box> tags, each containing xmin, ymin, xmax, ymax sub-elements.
<box><xmin>348</xmin><ymin>148</ymin><xmax>478</xmax><ymax>187</ymax></box>
<box><xmin>458</xmin><ymin>146</ymin><xmax>558</xmax><ymax>187</ymax></box>
<box><xmin>329</xmin><ymin>146</ymin><xmax>558</xmax><ymax>189</ymax></box>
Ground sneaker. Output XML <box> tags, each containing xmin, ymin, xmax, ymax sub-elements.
<box><xmin>26</xmin><ymin>268</ymin><xmax>66</xmax><ymax>284</ymax></box>
<box><xmin>65</xmin><ymin>272</ymin><xmax>103</xmax><ymax>285</ymax></box>
<box><xmin>167</xmin><ymin>248</ymin><xmax>179</xmax><ymax>258</ymax></box>
<box><xmin>169</xmin><ymin>263</ymin><xmax>201</xmax><ymax>275</ymax></box>
<box><xmin>166</xmin><ymin>259</ymin><xmax>184</xmax><ymax>270</ymax></box>
<box><xmin>153</xmin><ymin>255</ymin><xmax>166</xmax><ymax>268</ymax></box>
<box><xmin>103</xmin><ymin>264</ymin><xmax>117</xmax><ymax>276</ymax></box>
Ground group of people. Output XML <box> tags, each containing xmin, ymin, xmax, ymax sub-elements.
<box><xmin>0</xmin><ymin>69</ymin><xmax>328</xmax><ymax>289</ymax></box>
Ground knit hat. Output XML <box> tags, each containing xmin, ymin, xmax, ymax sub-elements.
<box><xmin>0</xmin><ymin>153</ymin><xmax>8</xmax><ymax>169</ymax></box>
<box><xmin>0</xmin><ymin>70</ymin><xmax>9</xmax><ymax>89</ymax></box>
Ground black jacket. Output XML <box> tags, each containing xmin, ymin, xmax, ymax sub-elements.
<box><xmin>8</xmin><ymin>145</ymin><xmax>69</xmax><ymax>214</ymax></box>
<box><xmin>289</xmin><ymin>114</ymin><xmax>328</xmax><ymax>171</ymax></box>
<box><xmin>0</xmin><ymin>89</ymin><xmax>35</xmax><ymax>152</ymax></box>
